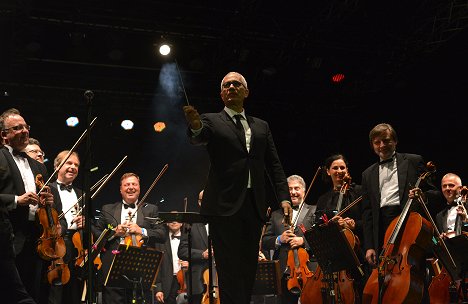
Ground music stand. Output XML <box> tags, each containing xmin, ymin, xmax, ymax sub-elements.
<box><xmin>252</xmin><ymin>260</ymin><xmax>282</xmax><ymax>296</ymax></box>
<box><xmin>156</xmin><ymin>212</ymin><xmax>207</xmax><ymax>304</ymax></box>
<box><xmin>304</xmin><ymin>221</ymin><xmax>363</xmax><ymax>278</ymax></box>
<box><xmin>105</xmin><ymin>245</ymin><xmax>163</xmax><ymax>304</ymax></box>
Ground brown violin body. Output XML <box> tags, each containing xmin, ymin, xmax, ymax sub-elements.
<box><xmin>428</xmin><ymin>258</ymin><xmax>462</xmax><ymax>304</ymax></box>
<box><xmin>202</xmin><ymin>267</ymin><xmax>220</xmax><ymax>304</ymax></box>
<box><xmin>301</xmin><ymin>228</ymin><xmax>358</xmax><ymax>304</ymax></box>
<box><xmin>36</xmin><ymin>204</ymin><xmax>67</xmax><ymax>260</ymax></box>
<box><xmin>73</xmin><ymin>231</ymin><xmax>102</xmax><ymax>270</ymax></box>
<box><xmin>47</xmin><ymin>257</ymin><xmax>70</xmax><ymax>286</ymax></box>
<box><xmin>363</xmin><ymin>212</ymin><xmax>433</xmax><ymax>304</ymax></box>
<box><xmin>286</xmin><ymin>247</ymin><xmax>313</xmax><ymax>294</ymax></box>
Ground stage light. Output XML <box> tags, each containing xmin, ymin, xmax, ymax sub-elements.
<box><xmin>66</xmin><ymin>116</ymin><xmax>79</xmax><ymax>127</ymax></box>
<box><xmin>332</xmin><ymin>73</ymin><xmax>345</xmax><ymax>83</ymax></box>
<box><xmin>154</xmin><ymin>122</ymin><xmax>166</xmax><ymax>133</ymax></box>
<box><xmin>121</xmin><ymin>120</ymin><xmax>134</xmax><ymax>130</ymax></box>
<box><xmin>159</xmin><ymin>44</ymin><xmax>171</xmax><ymax>56</ymax></box>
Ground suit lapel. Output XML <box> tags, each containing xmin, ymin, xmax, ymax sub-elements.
<box><xmin>1</xmin><ymin>148</ymin><xmax>26</xmax><ymax>194</ymax></box>
<box><xmin>396</xmin><ymin>153</ymin><xmax>409</xmax><ymax>202</ymax></box>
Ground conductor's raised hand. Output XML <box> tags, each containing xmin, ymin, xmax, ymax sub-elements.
<box><xmin>183</xmin><ymin>105</ymin><xmax>202</xmax><ymax>130</ymax></box>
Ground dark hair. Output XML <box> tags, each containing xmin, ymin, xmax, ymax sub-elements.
<box><xmin>369</xmin><ymin>123</ymin><xmax>398</xmax><ymax>146</ymax></box>
<box><xmin>321</xmin><ymin>154</ymin><xmax>349</xmax><ymax>183</ymax></box>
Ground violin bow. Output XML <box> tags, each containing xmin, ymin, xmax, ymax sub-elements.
<box><xmin>37</xmin><ymin>117</ymin><xmax>97</xmax><ymax>194</ymax></box>
<box><xmin>289</xmin><ymin>166</ymin><xmax>321</xmax><ymax>228</ymax></box>
<box><xmin>127</xmin><ymin>163</ymin><xmax>169</xmax><ymax>223</ymax></box>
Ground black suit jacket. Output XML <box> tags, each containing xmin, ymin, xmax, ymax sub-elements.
<box><xmin>177</xmin><ymin>223</ymin><xmax>209</xmax><ymax>295</ymax></box>
<box><xmin>49</xmin><ymin>181</ymin><xmax>82</xmax><ymax>232</ymax></box>
<box><xmin>0</xmin><ymin>147</ymin><xmax>48</xmax><ymax>256</ymax></box>
<box><xmin>93</xmin><ymin>201</ymin><xmax>167</xmax><ymax>284</ymax></box>
<box><xmin>361</xmin><ymin>152</ymin><xmax>427</xmax><ymax>251</ymax></box>
<box><xmin>190</xmin><ymin>110</ymin><xmax>290</xmax><ymax>220</ymax></box>
<box><xmin>154</xmin><ymin>226</ymin><xmax>187</xmax><ymax>297</ymax></box>
<box><xmin>262</xmin><ymin>203</ymin><xmax>315</xmax><ymax>272</ymax></box>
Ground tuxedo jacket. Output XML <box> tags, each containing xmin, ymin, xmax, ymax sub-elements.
<box><xmin>154</xmin><ymin>225</ymin><xmax>187</xmax><ymax>297</ymax></box>
<box><xmin>49</xmin><ymin>181</ymin><xmax>82</xmax><ymax>232</ymax></box>
<box><xmin>93</xmin><ymin>201</ymin><xmax>167</xmax><ymax>283</ymax></box>
<box><xmin>0</xmin><ymin>147</ymin><xmax>48</xmax><ymax>256</ymax></box>
<box><xmin>189</xmin><ymin>110</ymin><xmax>290</xmax><ymax>221</ymax></box>
<box><xmin>262</xmin><ymin>203</ymin><xmax>315</xmax><ymax>272</ymax></box>
<box><xmin>177</xmin><ymin>223</ymin><xmax>209</xmax><ymax>295</ymax></box>
<box><xmin>361</xmin><ymin>152</ymin><xmax>427</xmax><ymax>251</ymax></box>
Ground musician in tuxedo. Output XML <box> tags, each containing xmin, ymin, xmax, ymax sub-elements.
<box><xmin>361</xmin><ymin>123</ymin><xmax>434</xmax><ymax>267</ymax></box>
<box><xmin>94</xmin><ymin>172</ymin><xmax>167</xmax><ymax>304</ymax></box>
<box><xmin>262</xmin><ymin>175</ymin><xmax>315</xmax><ymax>304</ymax></box>
<box><xmin>177</xmin><ymin>190</ymin><xmax>210</xmax><ymax>304</ymax></box>
<box><xmin>183</xmin><ymin>71</ymin><xmax>292</xmax><ymax>304</ymax></box>
<box><xmin>154</xmin><ymin>219</ymin><xmax>188</xmax><ymax>304</ymax></box>
<box><xmin>23</xmin><ymin>137</ymin><xmax>45</xmax><ymax>164</ymax></box>
<box><xmin>434</xmin><ymin>173</ymin><xmax>467</xmax><ymax>236</ymax></box>
<box><xmin>0</xmin><ymin>108</ymin><xmax>54</xmax><ymax>303</ymax></box>
<box><xmin>48</xmin><ymin>150</ymin><xmax>84</xmax><ymax>304</ymax></box>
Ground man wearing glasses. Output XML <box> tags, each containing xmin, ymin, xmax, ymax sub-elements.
<box><xmin>24</xmin><ymin>137</ymin><xmax>45</xmax><ymax>164</ymax></box>
<box><xmin>0</xmin><ymin>108</ymin><xmax>54</xmax><ymax>303</ymax></box>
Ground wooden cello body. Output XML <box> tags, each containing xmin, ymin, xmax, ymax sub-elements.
<box><xmin>363</xmin><ymin>211</ymin><xmax>433</xmax><ymax>304</ymax></box>
<box><xmin>301</xmin><ymin>228</ymin><xmax>359</xmax><ymax>304</ymax></box>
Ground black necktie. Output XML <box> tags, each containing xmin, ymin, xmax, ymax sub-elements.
<box><xmin>234</xmin><ymin>115</ymin><xmax>244</xmax><ymax>133</ymax></box>
<box><xmin>171</xmin><ymin>235</ymin><xmax>180</xmax><ymax>240</ymax></box>
<box><xmin>13</xmin><ymin>150</ymin><xmax>28</xmax><ymax>158</ymax></box>
<box><xmin>59</xmin><ymin>183</ymin><xmax>73</xmax><ymax>192</ymax></box>
<box><xmin>379</xmin><ymin>157</ymin><xmax>393</xmax><ymax>165</ymax></box>
<box><xmin>123</xmin><ymin>203</ymin><xmax>136</xmax><ymax>209</ymax></box>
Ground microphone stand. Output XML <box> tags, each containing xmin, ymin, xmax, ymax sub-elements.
<box><xmin>84</xmin><ymin>90</ymin><xmax>95</xmax><ymax>304</ymax></box>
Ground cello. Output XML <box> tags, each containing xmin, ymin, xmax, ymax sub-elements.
<box><xmin>362</xmin><ymin>162</ymin><xmax>436</xmax><ymax>304</ymax></box>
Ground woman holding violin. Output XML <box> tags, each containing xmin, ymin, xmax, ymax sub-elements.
<box><xmin>48</xmin><ymin>150</ymin><xmax>85</xmax><ymax>304</ymax></box>
<box><xmin>262</xmin><ymin>175</ymin><xmax>316</xmax><ymax>304</ymax></box>
<box><xmin>301</xmin><ymin>154</ymin><xmax>365</xmax><ymax>304</ymax></box>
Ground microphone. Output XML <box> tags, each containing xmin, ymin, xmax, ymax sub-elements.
<box><xmin>84</xmin><ymin>90</ymin><xmax>94</xmax><ymax>100</ymax></box>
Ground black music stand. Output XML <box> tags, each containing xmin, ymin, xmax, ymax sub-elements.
<box><xmin>304</xmin><ymin>221</ymin><xmax>363</xmax><ymax>303</ymax></box>
<box><xmin>105</xmin><ymin>245</ymin><xmax>163</xmax><ymax>304</ymax></box>
<box><xmin>156</xmin><ymin>212</ymin><xmax>207</xmax><ymax>304</ymax></box>
<box><xmin>446</xmin><ymin>234</ymin><xmax>468</xmax><ymax>300</ymax></box>
<box><xmin>252</xmin><ymin>260</ymin><xmax>282</xmax><ymax>296</ymax></box>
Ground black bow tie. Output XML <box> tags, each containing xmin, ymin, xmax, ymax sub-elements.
<box><xmin>123</xmin><ymin>203</ymin><xmax>136</xmax><ymax>209</ymax></box>
<box><xmin>291</xmin><ymin>204</ymin><xmax>300</xmax><ymax>211</ymax></box>
<box><xmin>379</xmin><ymin>157</ymin><xmax>394</xmax><ymax>165</ymax></box>
<box><xmin>447</xmin><ymin>201</ymin><xmax>459</xmax><ymax>208</ymax></box>
<box><xmin>13</xmin><ymin>150</ymin><xmax>28</xmax><ymax>158</ymax></box>
<box><xmin>171</xmin><ymin>235</ymin><xmax>180</xmax><ymax>240</ymax></box>
<box><xmin>59</xmin><ymin>183</ymin><xmax>73</xmax><ymax>192</ymax></box>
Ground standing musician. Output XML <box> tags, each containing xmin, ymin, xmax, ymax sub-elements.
<box><xmin>310</xmin><ymin>154</ymin><xmax>366</xmax><ymax>302</ymax></box>
<box><xmin>262</xmin><ymin>175</ymin><xmax>315</xmax><ymax>304</ymax></box>
<box><xmin>177</xmin><ymin>190</ymin><xmax>210</xmax><ymax>304</ymax></box>
<box><xmin>94</xmin><ymin>172</ymin><xmax>167</xmax><ymax>304</ymax></box>
<box><xmin>0</xmin><ymin>108</ymin><xmax>56</xmax><ymax>303</ymax></box>
<box><xmin>48</xmin><ymin>150</ymin><xmax>83</xmax><ymax>304</ymax></box>
<box><xmin>183</xmin><ymin>71</ymin><xmax>292</xmax><ymax>304</ymax></box>
<box><xmin>154</xmin><ymin>218</ymin><xmax>189</xmax><ymax>304</ymax></box>
<box><xmin>23</xmin><ymin>137</ymin><xmax>46</xmax><ymax>164</ymax></box>
<box><xmin>360</xmin><ymin>123</ymin><xmax>435</xmax><ymax>303</ymax></box>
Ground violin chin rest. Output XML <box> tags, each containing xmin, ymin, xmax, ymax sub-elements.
<box><xmin>289</xmin><ymin>287</ymin><xmax>301</xmax><ymax>295</ymax></box>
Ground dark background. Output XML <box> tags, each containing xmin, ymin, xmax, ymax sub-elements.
<box><xmin>1</xmin><ymin>1</ymin><xmax>467</xmax><ymax>212</ymax></box>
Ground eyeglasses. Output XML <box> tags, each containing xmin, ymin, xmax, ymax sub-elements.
<box><xmin>222</xmin><ymin>81</ymin><xmax>244</xmax><ymax>89</ymax></box>
<box><xmin>3</xmin><ymin>124</ymin><xmax>31</xmax><ymax>132</ymax></box>
<box><xmin>25</xmin><ymin>149</ymin><xmax>45</xmax><ymax>157</ymax></box>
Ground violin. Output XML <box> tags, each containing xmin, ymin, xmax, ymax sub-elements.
<box><xmin>176</xmin><ymin>263</ymin><xmax>188</xmax><ymax>304</ymax></box>
<box><xmin>35</xmin><ymin>174</ymin><xmax>71</xmax><ymax>286</ymax></box>
<box><xmin>123</xmin><ymin>209</ymin><xmax>144</xmax><ymax>247</ymax></box>
<box><xmin>201</xmin><ymin>261</ymin><xmax>220</xmax><ymax>304</ymax></box>
<box><xmin>35</xmin><ymin>174</ymin><xmax>67</xmax><ymax>260</ymax></box>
